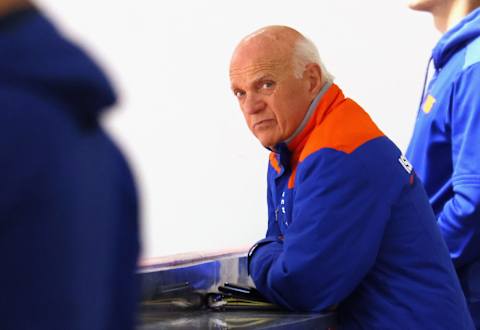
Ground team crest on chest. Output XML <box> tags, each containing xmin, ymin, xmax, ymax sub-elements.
<box><xmin>422</xmin><ymin>95</ymin><xmax>436</xmax><ymax>114</ymax></box>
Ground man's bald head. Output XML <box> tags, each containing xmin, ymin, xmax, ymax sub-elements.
<box><xmin>230</xmin><ymin>25</ymin><xmax>332</xmax><ymax>83</ymax></box>
<box><xmin>236</xmin><ymin>26</ymin><xmax>302</xmax><ymax>63</ymax></box>
<box><xmin>229</xmin><ymin>26</ymin><xmax>331</xmax><ymax>148</ymax></box>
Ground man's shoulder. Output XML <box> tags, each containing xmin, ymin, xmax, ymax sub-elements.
<box><xmin>295</xmin><ymin>103</ymin><xmax>406</xmax><ymax>190</ymax></box>
<box><xmin>299</xmin><ymin>99</ymin><xmax>384</xmax><ymax>163</ymax></box>
<box><xmin>463</xmin><ymin>35</ymin><xmax>480</xmax><ymax>70</ymax></box>
<box><xmin>439</xmin><ymin>35</ymin><xmax>480</xmax><ymax>85</ymax></box>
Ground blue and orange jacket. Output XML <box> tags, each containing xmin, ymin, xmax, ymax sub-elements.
<box><xmin>406</xmin><ymin>8</ymin><xmax>480</xmax><ymax>323</ymax></box>
<box><xmin>249</xmin><ymin>83</ymin><xmax>473</xmax><ymax>328</ymax></box>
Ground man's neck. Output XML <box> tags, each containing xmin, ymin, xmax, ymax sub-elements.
<box><xmin>283</xmin><ymin>81</ymin><xmax>331</xmax><ymax>147</ymax></box>
<box><xmin>433</xmin><ymin>1</ymin><xmax>479</xmax><ymax>33</ymax></box>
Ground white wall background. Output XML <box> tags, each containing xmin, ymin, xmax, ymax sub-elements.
<box><xmin>36</xmin><ymin>0</ymin><xmax>440</xmax><ymax>258</ymax></box>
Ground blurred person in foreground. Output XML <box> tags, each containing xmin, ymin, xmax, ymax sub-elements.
<box><xmin>0</xmin><ymin>1</ymin><xmax>140</xmax><ymax>329</ymax></box>
<box><xmin>229</xmin><ymin>25</ymin><xmax>474</xmax><ymax>329</ymax></box>
<box><xmin>406</xmin><ymin>0</ymin><xmax>480</xmax><ymax>326</ymax></box>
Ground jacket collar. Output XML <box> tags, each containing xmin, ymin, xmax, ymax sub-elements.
<box><xmin>272</xmin><ymin>83</ymin><xmax>345</xmax><ymax>170</ymax></box>
<box><xmin>284</xmin><ymin>81</ymin><xmax>332</xmax><ymax>146</ymax></box>
<box><xmin>432</xmin><ymin>7</ymin><xmax>480</xmax><ymax>69</ymax></box>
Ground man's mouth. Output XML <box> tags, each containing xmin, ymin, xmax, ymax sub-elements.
<box><xmin>253</xmin><ymin>119</ymin><xmax>275</xmax><ymax>130</ymax></box>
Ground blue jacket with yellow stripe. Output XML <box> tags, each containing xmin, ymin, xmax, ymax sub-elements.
<box><xmin>406</xmin><ymin>8</ymin><xmax>480</xmax><ymax>325</ymax></box>
<box><xmin>249</xmin><ymin>83</ymin><xmax>473</xmax><ymax>329</ymax></box>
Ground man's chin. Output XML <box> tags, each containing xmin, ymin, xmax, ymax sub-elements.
<box><xmin>255</xmin><ymin>134</ymin><xmax>275</xmax><ymax>149</ymax></box>
<box><xmin>259</xmin><ymin>141</ymin><xmax>273</xmax><ymax>149</ymax></box>
<box><xmin>257</xmin><ymin>139</ymin><xmax>277</xmax><ymax>150</ymax></box>
<box><xmin>408</xmin><ymin>0</ymin><xmax>436</xmax><ymax>12</ymax></box>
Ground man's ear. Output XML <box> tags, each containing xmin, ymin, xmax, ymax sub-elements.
<box><xmin>304</xmin><ymin>63</ymin><xmax>323</xmax><ymax>95</ymax></box>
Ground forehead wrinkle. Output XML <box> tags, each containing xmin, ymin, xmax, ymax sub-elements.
<box><xmin>230</xmin><ymin>59</ymin><xmax>291</xmax><ymax>81</ymax></box>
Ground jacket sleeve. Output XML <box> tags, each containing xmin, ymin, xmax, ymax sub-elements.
<box><xmin>438</xmin><ymin>63</ymin><xmax>480</xmax><ymax>267</ymax></box>
<box><xmin>249</xmin><ymin>151</ymin><xmax>389</xmax><ymax>312</ymax></box>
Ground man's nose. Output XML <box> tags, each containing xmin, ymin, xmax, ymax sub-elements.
<box><xmin>243</xmin><ymin>93</ymin><xmax>266</xmax><ymax>115</ymax></box>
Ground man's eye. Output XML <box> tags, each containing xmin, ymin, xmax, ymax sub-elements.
<box><xmin>261</xmin><ymin>81</ymin><xmax>275</xmax><ymax>89</ymax></box>
<box><xmin>234</xmin><ymin>90</ymin><xmax>245</xmax><ymax>98</ymax></box>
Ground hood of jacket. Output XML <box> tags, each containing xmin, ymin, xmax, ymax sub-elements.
<box><xmin>0</xmin><ymin>8</ymin><xmax>116</xmax><ymax>119</ymax></box>
<box><xmin>433</xmin><ymin>7</ymin><xmax>480</xmax><ymax>69</ymax></box>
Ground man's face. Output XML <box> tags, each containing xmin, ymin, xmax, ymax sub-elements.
<box><xmin>229</xmin><ymin>43</ymin><xmax>312</xmax><ymax>148</ymax></box>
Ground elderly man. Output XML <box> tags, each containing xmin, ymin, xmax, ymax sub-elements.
<box><xmin>229</xmin><ymin>26</ymin><xmax>473</xmax><ymax>329</ymax></box>
<box><xmin>406</xmin><ymin>1</ymin><xmax>480</xmax><ymax>326</ymax></box>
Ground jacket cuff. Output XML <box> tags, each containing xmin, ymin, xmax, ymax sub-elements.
<box><xmin>247</xmin><ymin>237</ymin><xmax>280</xmax><ymax>275</ymax></box>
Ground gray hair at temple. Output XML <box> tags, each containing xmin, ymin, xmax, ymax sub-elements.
<box><xmin>292</xmin><ymin>37</ymin><xmax>334</xmax><ymax>83</ymax></box>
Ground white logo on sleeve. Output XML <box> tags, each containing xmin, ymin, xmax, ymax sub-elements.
<box><xmin>398</xmin><ymin>155</ymin><xmax>413</xmax><ymax>174</ymax></box>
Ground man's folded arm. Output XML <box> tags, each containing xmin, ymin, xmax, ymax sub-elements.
<box><xmin>249</xmin><ymin>152</ymin><xmax>389</xmax><ymax>312</ymax></box>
